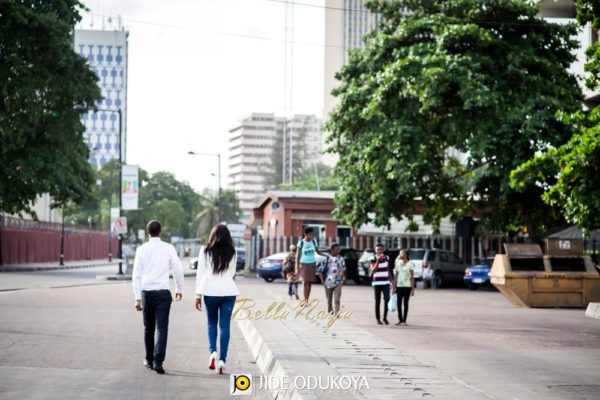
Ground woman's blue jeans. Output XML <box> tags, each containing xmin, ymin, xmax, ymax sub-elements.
<box><xmin>203</xmin><ymin>295</ymin><xmax>237</xmax><ymax>362</ymax></box>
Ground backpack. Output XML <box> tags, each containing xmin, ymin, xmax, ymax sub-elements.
<box><xmin>284</xmin><ymin>255</ymin><xmax>296</xmax><ymax>273</ymax></box>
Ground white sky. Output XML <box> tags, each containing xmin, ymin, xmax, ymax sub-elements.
<box><xmin>79</xmin><ymin>0</ymin><xmax>326</xmax><ymax>192</ymax></box>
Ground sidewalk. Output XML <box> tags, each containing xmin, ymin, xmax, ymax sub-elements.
<box><xmin>0</xmin><ymin>258</ymin><xmax>118</xmax><ymax>272</ymax></box>
<box><xmin>236</xmin><ymin>296</ymin><xmax>490</xmax><ymax>400</ymax></box>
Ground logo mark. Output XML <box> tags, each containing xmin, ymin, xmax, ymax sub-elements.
<box><xmin>230</xmin><ymin>374</ymin><xmax>252</xmax><ymax>396</ymax></box>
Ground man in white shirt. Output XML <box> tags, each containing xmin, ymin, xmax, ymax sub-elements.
<box><xmin>132</xmin><ymin>220</ymin><xmax>184</xmax><ymax>374</ymax></box>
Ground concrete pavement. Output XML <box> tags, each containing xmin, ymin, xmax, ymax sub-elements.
<box><xmin>0</xmin><ymin>259</ymin><xmax>118</xmax><ymax>272</ymax></box>
<box><xmin>233</xmin><ymin>278</ymin><xmax>600</xmax><ymax>400</ymax></box>
<box><xmin>1</xmin><ymin>269</ymin><xmax>598</xmax><ymax>399</ymax></box>
<box><xmin>0</xmin><ymin>277</ymin><xmax>270</xmax><ymax>400</ymax></box>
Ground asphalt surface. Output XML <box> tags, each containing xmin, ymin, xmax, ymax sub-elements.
<box><xmin>1</xmin><ymin>269</ymin><xmax>598</xmax><ymax>399</ymax></box>
<box><xmin>0</xmin><ymin>273</ymin><xmax>269</xmax><ymax>400</ymax></box>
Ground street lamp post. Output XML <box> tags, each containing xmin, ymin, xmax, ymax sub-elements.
<box><xmin>77</xmin><ymin>105</ymin><xmax>123</xmax><ymax>273</ymax></box>
<box><xmin>188</xmin><ymin>151</ymin><xmax>222</xmax><ymax>222</ymax></box>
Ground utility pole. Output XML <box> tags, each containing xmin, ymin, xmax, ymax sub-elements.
<box><xmin>117</xmin><ymin>108</ymin><xmax>123</xmax><ymax>275</ymax></box>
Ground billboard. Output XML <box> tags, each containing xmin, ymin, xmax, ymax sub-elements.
<box><xmin>121</xmin><ymin>164</ymin><xmax>139</xmax><ymax>210</ymax></box>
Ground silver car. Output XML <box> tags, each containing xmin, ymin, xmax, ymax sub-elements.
<box><xmin>409</xmin><ymin>248</ymin><xmax>467</xmax><ymax>287</ymax></box>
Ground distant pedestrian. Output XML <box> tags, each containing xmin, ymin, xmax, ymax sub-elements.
<box><xmin>195</xmin><ymin>224</ymin><xmax>239</xmax><ymax>375</ymax></box>
<box><xmin>369</xmin><ymin>243</ymin><xmax>391</xmax><ymax>325</ymax></box>
<box><xmin>132</xmin><ymin>220</ymin><xmax>184</xmax><ymax>375</ymax></box>
<box><xmin>282</xmin><ymin>245</ymin><xmax>300</xmax><ymax>300</ymax></box>
<box><xmin>392</xmin><ymin>249</ymin><xmax>415</xmax><ymax>326</ymax></box>
<box><xmin>295</xmin><ymin>227</ymin><xmax>327</xmax><ymax>302</ymax></box>
<box><xmin>317</xmin><ymin>243</ymin><xmax>346</xmax><ymax>314</ymax></box>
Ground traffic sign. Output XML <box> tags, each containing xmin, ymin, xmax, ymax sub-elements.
<box><xmin>114</xmin><ymin>217</ymin><xmax>128</xmax><ymax>234</ymax></box>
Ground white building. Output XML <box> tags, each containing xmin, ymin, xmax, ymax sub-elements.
<box><xmin>323</xmin><ymin>0</ymin><xmax>380</xmax><ymax>119</ymax></box>
<box><xmin>229</xmin><ymin>113</ymin><xmax>324</xmax><ymax>220</ymax></box>
<box><xmin>538</xmin><ymin>0</ymin><xmax>600</xmax><ymax>106</ymax></box>
<box><xmin>74</xmin><ymin>29</ymin><xmax>129</xmax><ymax>169</ymax></box>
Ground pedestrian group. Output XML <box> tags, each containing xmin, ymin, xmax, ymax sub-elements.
<box><xmin>132</xmin><ymin>222</ymin><xmax>416</xmax><ymax>376</ymax></box>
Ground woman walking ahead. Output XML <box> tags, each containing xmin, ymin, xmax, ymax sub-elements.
<box><xmin>392</xmin><ymin>249</ymin><xmax>415</xmax><ymax>326</ymax></box>
<box><xmin>295</xmin><ymin>227</ymin><xmax>327</xmax><ymax>302</ymax></box>
<box><xmin>195</xmin><ymin>224</ymin><xmax>239</xmax><ymax>374</ymax></box>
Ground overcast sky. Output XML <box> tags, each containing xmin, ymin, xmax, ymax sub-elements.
<box><xmin>79</xmin><ymin>0</ymin><xmax>326</xmax><ymax>192</ymax></box>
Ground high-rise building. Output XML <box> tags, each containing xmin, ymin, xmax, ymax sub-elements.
<box><xmin>323</xmin><ymin>1</ymin><xmax>380</xmax><ymax>119</ymax></box>
<box><xmin>229</xmin><ymin>113</ymin><xmax>323</xmax><ymax>220</ymax></box>
<box><xmin>74</xmin><ymin>29</ymin><xmax>128</xmax><ymax>169</ymax></box>
<box><xmin>282</xmin><ymin>114</ymin><xmax>323</xmax><ymax>185</ymax></box>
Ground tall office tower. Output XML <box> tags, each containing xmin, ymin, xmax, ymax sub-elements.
<box><xmin>282</xmin><ymin>114</ymin><xmax>323</xmax><ymax>185</ymax></box>
<box><xmin>229</xmin><ymin>113</ymin><xmax>324</xmax><ymax>220</ymax></box>
<box><xmin>74</xmin><ymin>29</ymin><xmax>128</xmax><ymax>169</ymax></box>
<box><xmin>323</xmin><ymin>0</ymin><xmax>380</xmax><ymax>119</ymax></box>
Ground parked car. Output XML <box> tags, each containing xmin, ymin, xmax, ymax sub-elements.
<box><xmin>339</xmin><ymin>248</ymin><xmax>362</xmax><ymax>284</ymax></box>
<box><xmin>189</xmin><ymin>249</ymin><xmax>246</xmax><ymax>271</ymax></box>
<box><xmin>356</xmin><ymin>248</ymin><xmax>401</xmax><ymax>285</ymax></box>
<box><xmin>464</xmin><ymin>257</ymin><xmax>494</xmax><ymax>290</ymax></box>
<box><xmin>409</xmin><ymin>249</ymin><xmax>468</xmax><ymax>287</ymax></box>
<box><xmin>357</xmin><ymin>249</ymin><xmax>374</xmax><ymax>284</ymax></box>
<box><xmin>257</xmin><ymin>252</ymin><xmax>327</xmax><ymax>283</ymax></box>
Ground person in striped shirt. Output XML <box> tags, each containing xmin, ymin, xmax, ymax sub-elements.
<box><xmin>369</xmin><ymin>243</ymin><xmax>391</xmax><ymax>325</ymax></box>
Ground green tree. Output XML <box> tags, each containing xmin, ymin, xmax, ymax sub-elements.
<box><xmin>511</xmin><ymin>0</ymin><xmax>600</xmax><ymax>235</ymax></box>
<box><xmin>65</xmin><ymin>166</ymin><xmax>203</xmax><ymax>238</ymax></box>
<box><xmin>0</xmin><ymin>0</ymin><xmax>102</xmax><ymax>214</ymax></box>
<box><xmin>325</xmin><ymin>0</ymin><xmax>582</xmax><ymax>238</ymax></box>
<box><xmin>195</xmin><ymin>189</ymin><xmax>241</xmax><ymax>238</ymax></box>
<box><xmin>151</xmin><ymin>199</ymin><xmax>188</xmax><ymax>239</ymax></box>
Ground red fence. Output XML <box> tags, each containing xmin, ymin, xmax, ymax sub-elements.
<box><xmin>1</xmin><ymin>217</ymin><xmax>118</xmax><ymax>265</ymax></box>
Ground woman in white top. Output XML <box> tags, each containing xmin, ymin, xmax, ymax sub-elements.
<box><xmin>195</xmin><ymin>224</ymin><xmax>239</xmax><ymax>374</ymax></box>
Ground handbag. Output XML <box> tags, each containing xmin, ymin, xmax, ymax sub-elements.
<box><xmin>388</xmin><ymin>293</ymin><xmax>398</xmax><ymax>312</ymax></box>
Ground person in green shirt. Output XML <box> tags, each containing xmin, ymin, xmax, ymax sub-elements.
<box><xmin>391</xmin><ymin>249</ymin><xmax>415</xmax><ymax>326</ymax></box>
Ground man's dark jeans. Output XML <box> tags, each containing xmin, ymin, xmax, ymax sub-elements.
<box><xmin>142</xmin><ymin>290</ymin><xmax>172</xmax><ymax>366</ymax></box>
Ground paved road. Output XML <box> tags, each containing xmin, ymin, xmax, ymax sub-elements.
<box><xmin>243</xmin><ymin>278</ymin><xmax>600</xmax><ymax>400</ymax></box>
<box><xmin>1</xmin><ymin>270</ymin><xmax>598</xmax><ymax>399</ymax></box>
<box><xmin>0</xmin><ymin>276</ymin><xmax>269</xmax><ymax>400</ymax></box>
<box><xmin>0</xmin><ymin>264</ymin><xmax>128</xmax><ymax>291</ymax></box>
<box><xmin>0</xmin><ymin>260</ymin><xmax>196</xmax><ymax>292</ymax></box>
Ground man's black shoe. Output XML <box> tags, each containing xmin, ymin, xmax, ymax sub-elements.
<box><xmin>377</xmin><ymin>319</ymin><xmax>383</xmax><ymax>325</ymax></box>
<box><xmin>153</xmin><ymin>364</ymin><xmax>165</xmax><ymax>374</ymax></box>
<box><xmin>143</xmin><ymin>360</ymin><xmax>153</xmax><ymax>370</ymax></box>
<box><xmin>383</xmin><ymin>319</ymin><xmax>389</xmax><ymax>325</ymax></box>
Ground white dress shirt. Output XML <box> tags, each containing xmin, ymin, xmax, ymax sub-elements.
<box><xmin>195</xmin><ymin>246</ymin><xmax>239</xmax><ymax>297</ymax></box>
<box><xmin>132</xmin><ymin>237</ymin><xmax>184</xmax><ymax>301</ymax></box>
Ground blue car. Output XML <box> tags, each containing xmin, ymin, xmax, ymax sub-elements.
<box><xmin>257</xmin><ymin>252</ymin><xmax>287</xmax><ymax>282</ymax></box>
<box><xmin>257</xmin><ymin>252</ymin><xmax>328</xmax><ymax>283</ymax></box>
<box><xmin>464</xmin><ymin>257</ymin><xmax>494</xmax><ymax>290</ymax></box>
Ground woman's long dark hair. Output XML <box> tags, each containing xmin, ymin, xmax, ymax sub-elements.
<box><xmin>204</xmin><ymin>224</ymin><xmax>236</xmax><ymax>274</ymax></box>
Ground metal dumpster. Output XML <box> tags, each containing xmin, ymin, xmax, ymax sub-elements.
<box><xmin>489</xmin><ymin>241</ymin><xmax>600</xmax><ymax>308</ymax></box>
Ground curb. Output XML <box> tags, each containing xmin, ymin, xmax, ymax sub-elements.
<box><xmin>236</xmin><ymin>317</ymin><xmax>305</xmax><ymax>400</ymax></box>
<box><xmin>0</xmin><ymin>261</ymin><xmax>118</xmax><ymax>273</ymax></box>
<box><xmin>96</xmin><ymin>270</ymin><xmax>197</xmax><ymax>281</ymax></box>
<box><xmin>585</xmin><ymin>302</ymin><xmax>600</xmax><ymax>319</ymax></box>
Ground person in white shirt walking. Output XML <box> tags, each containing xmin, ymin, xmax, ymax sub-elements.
<box><xmin>195</xmin><ymin>224</ymin><xmax>239</xmax><ymax>375</ymax></box>
<box><xmin>132</xmin><ymin>220</ymin><xmax>184</xmax><ymax>374</ymax></box>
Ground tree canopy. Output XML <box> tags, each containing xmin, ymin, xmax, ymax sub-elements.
<box><xmin>0</xmin><ymin>0</ymin><xmax>101</xmax><ymax>214</ymax></box>
<box><xmin>510</xmin><ymin>0</ymin><xmax>600</xmax><ymax>235</ymax></box>
<box><xmin>326</xmin><ymin>0</ymin><xmax>582</xmax><ymax>237</ymax></box>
